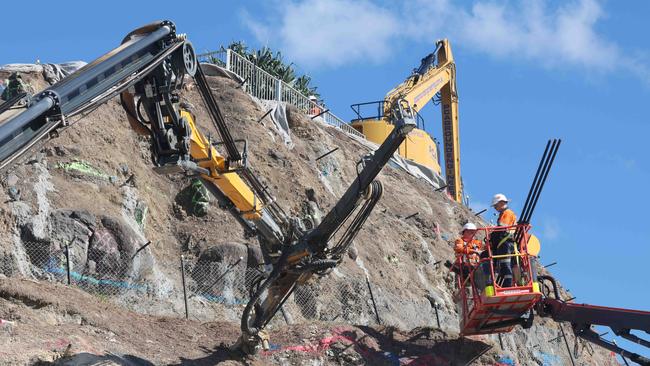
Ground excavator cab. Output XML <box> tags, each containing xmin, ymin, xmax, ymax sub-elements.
<box><xmin>455</xmin><ymin>224</ymin><xmax>542</xmax><ymax>336</ymax></box>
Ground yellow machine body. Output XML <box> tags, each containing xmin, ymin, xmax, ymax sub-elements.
<box><xmin>351</xmin><ymin>39</ymin><xmax>462</xmax><ymax>202</ymax></box>
<box><xmin>351</xmin><ymin>118</ymin><xmax>441</xmax><ymax>175</ymax></box>
<box><xmin>181</xmin><ymin>110</ymin><xmax>263</xmax><ymax>221</ymax></box>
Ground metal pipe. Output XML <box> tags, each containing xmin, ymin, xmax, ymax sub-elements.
<box><xmin>474</xmin><ymin>208</ymin><xmax>487</xmax><ymax>217</ymax></box>
<box><xmin>311</xmin><ymin>108</ymin><xmax>330</xmax><ymax>120</ymax></box>
<box><xmin>315</xmin><ymin>147</ymin><xmax>339</xmax><ymax>161</ymax></box>
<box><xmin>65</xmin><ymin>243</ymin><xmax>71</xmax><ymax>285</ymax></box>
<box><xmin>559</xmin><ymin>323</ymin><xmax>576</xmax><ymax>366</ymax></box>
<box><xmin>522</xmin><ymin>139</ymin><xmax>556</xmax><ymax>223</ymax></box>
<box><xmin>527</xmin><ymin>140</ymin><xmax>561</xmax><ymax>223</ymax></box>
<box><xmin>180</xmin><ymin>255</ymin><xmax>189</xmax><ymax>319</ymax></box>
<box><xmin>366</xmin><ymin>274</ymin><xmax>381</xmax><ymax>325</ymax></box>
<box><xmin>519</xmin><ymin>140</ymin><xmax>551</xmax><ymax>223</ymax></box>
<box><xmin>432</xmin><ymin>300</ymin><xmax>441</xmax><ymax>329</ymax></box>
<box><xmin>206</xmin><ymin>257</ymin><xmax>244</xmax><ymax>291</ymax></box>
<box><xmin>0</xmin><ymin>96</ymin><xmax>54</xmax><ymax>145</ymax></box>
<box><xmin>404</xmin><ymin>212</ymin><xmax>419</xmax><ymax>220</ymax></box>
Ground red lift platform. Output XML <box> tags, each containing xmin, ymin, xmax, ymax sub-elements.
<box><xmin>455</xmin><ymin>224</ymin><xmax>541</xmax><ymax>336</ymax></box>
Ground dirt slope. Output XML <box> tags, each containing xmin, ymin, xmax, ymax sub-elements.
<box><xmin>0</xmin><ymin>71</ymin><xmax>617</xmax><ymax>365</ymax></box>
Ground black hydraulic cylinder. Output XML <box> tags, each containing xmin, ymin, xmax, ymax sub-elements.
<box><xmin>0</xmin><ymin>96</ymin><xmax>54</xmax><ymax>145</ymax></box>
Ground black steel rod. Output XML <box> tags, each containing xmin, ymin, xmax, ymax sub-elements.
<box><xmin>522</xmin><ymin>139</ymin><xmax>555</xmax><ymax>223</ymax></box>
<box><xmin>311</xmin><ymin>108</ymin><xmax>330</xmax><ymax>120</ymax></box>
<box><xmin>474</xmin><ymin>208</ymin><xmax>487</xmax><ymax>217</ymax></box>
<box><xmin>194</xmin><ymin>65</ymin><xmax>242</xmax><ymax>162</ymax></box>
<box><xmin>256</xmin><ymin>109</ymin><xmax>273</xmax><ymax>124</ymax></box>
<box><xmin>65</xmin><ymin>243</ymin><xmax>71</xmax><ymax>285</ymax></box>
<box><xmin>131</xmin><ymin>241</ymin><xmax>152</xmax><ymax>260</ymax></box>
<box><xmin>180</xmin><ymin>255</ymin><xmax>189</xmax><ymax>319</ymax></box>
<box><xmin>621</xmin><ymin>355</ymin><xmax>631</xmax><ymax>366</ymax></box>
<box><xmin>404</xmin><ymin>212</ymin><xmax>419</xmax><ymax>220</ymax></box>
<box><xmin>559</xmin><ymin>323</ymin><xmax>577</xmax><ymax>366</ymax></box>
<box><xmin>522</xmin><ymin>139</ymin><xmax>557</xmax><ymax>223</ymax></box>
<box><xmin>520</xmin><ymin>140</ymin><xmax>551</xmax><ymax>223</ymax></box>
<box><xmin>315</xmin><ymin>147</ymin><xmax>339</xmax><ymax>161</ymax></box>
<box><xmin>0</xmin><ymin>92</ymin><xmax>26</xmax><ymax>114</ymax></box>
<box><xmin>366</xmin><ymin>275</ymin><xmax>381</xmax><ymax>325</ymax></box>
<box><xmin>524</xmin><ymin>139</ymin><xmax>558</xmax><ymax>223</ymax></box>
<box><xmin>544</xmin><ymin>262</ymin><xmax>557</xmax><ymax>268</ymax></box>
<box><xmin>527</xmin><ymin>140</ymin><xmax>561</xmax><ymax>223</ymax></box>
<box><xmin>207</xmin><ymin>257</ymin><xmax>244</xmax><ymax>291</ymax></box>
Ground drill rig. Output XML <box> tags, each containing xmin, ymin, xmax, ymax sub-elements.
<box><xmin>0</xmin><ymin>21</ymin><xmax>415</xmax><ymax>354</ymax></box>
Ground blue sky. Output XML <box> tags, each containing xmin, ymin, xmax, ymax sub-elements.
<box><xmin>2</xmin><ymin>0</ymin><xmax>649</xmax><ymax>361</ymax></box>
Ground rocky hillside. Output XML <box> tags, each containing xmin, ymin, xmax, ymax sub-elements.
<box><xmin>0</xmin><ymin>70</ymin><xmax>617</xmax><ymax>365</ymax></box>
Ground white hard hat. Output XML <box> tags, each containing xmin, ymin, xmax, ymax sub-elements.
<box><xmin>491</xmin><ymin>193</ymin><xmax>508</xmax><ymax>206</ymax></box>
<box><xmin>462</xmin><ymin>223</ymin><xmax>477</xmax><ymax>231</ymax></box>
<box><xmin>308</xmin><ymin>95</ymin><xmax>317</xmax><ymax>101</ymax></box>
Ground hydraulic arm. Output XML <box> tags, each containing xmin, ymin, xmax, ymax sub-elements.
<box><xmin>238</xmin><ymin>100</ymin><xmax>415</xmax><ymax>353</ymax></box>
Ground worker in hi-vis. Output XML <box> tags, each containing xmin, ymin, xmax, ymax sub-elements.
<box><xmin>308</xmin><ymin>95</ymin><xmax>322</xmax><ymax>116</ymax></box>
<box><xmin>454</xmin><ymin>223</ymin><xmax>483</xmax><ymax>266</ymax></box>
<box><xmin>488</xmin><ymin>193</ymin><xmax>517</xmax><ymax>287</ymax></box>
<box><xmin>453</xmin><ymin>222</ymin><xmax>486</xmax><ymax>289</ymax></box>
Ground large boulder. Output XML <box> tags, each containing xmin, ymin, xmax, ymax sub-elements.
<box><xmin>87</xmin><ymin>217</ymin><xmax>139</xmax><ymax>277</ymax></box>
<box><xmin>49</xmin><ymin>209</ymin><xmax>95</xmax><ymax>269</ymax></box>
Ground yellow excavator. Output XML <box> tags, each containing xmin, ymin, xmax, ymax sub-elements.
<box><xmin>351</xmin><ymin>39</ymin><xmax>463</xmax><ymax>202</ymax></box>
<box><xmin>0</xmin><ymin>21</ymin><xmax>414</xmax><ymax>354</ymax></box>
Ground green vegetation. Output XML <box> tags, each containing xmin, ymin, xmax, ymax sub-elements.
<box><xmin>226</xmin><ymin>41</ymin><xmax>321</xmax><ymax>101</ymax></box>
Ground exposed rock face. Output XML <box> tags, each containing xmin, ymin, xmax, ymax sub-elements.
<box><xmin>0</xmin><ymin>71</ymin><xmax>617</xmax><ymax>366</ymax></box>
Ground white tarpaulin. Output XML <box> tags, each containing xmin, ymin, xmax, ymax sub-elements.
<box><xmin>311</xmin><ymin>116</ymin><xmax>446</xmax><ymax>190</ymax></box>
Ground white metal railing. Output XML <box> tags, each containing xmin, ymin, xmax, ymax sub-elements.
<box><xmin>198</xmin><ymin>49</ymin><xmax>365</xmax><ymax>139</ymax></box>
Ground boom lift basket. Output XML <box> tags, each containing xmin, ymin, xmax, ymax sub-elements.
<box><xmin>455</xmin><ymin>224</ymin><xmax>542</xmax><ymax>335</ymax></box>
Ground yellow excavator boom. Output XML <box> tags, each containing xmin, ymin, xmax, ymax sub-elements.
<box><xmin>351</xmin><ymin>39</ymin><xmax>463</xmax><ymax>203</ymax></box>
<box><xmin>181</xmin><ymin>110</ymin><xmax>262</xmax><ymax>220</ymax></box>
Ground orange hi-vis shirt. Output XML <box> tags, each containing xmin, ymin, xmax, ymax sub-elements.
<box><xmin>454</xmin><ymin>238</ymin><xmax>484</xmax><ymax>264</ymax></box>
<box><xmin>498</xmin><ymin>209</ymin><xmax>517</xmax><ymax>227</ymax></box>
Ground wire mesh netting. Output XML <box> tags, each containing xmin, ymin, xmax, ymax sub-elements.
<box><xmin>0</xmin><ymin>242</ymin><xmax>382</xmax><ymax>327</ymax></box>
